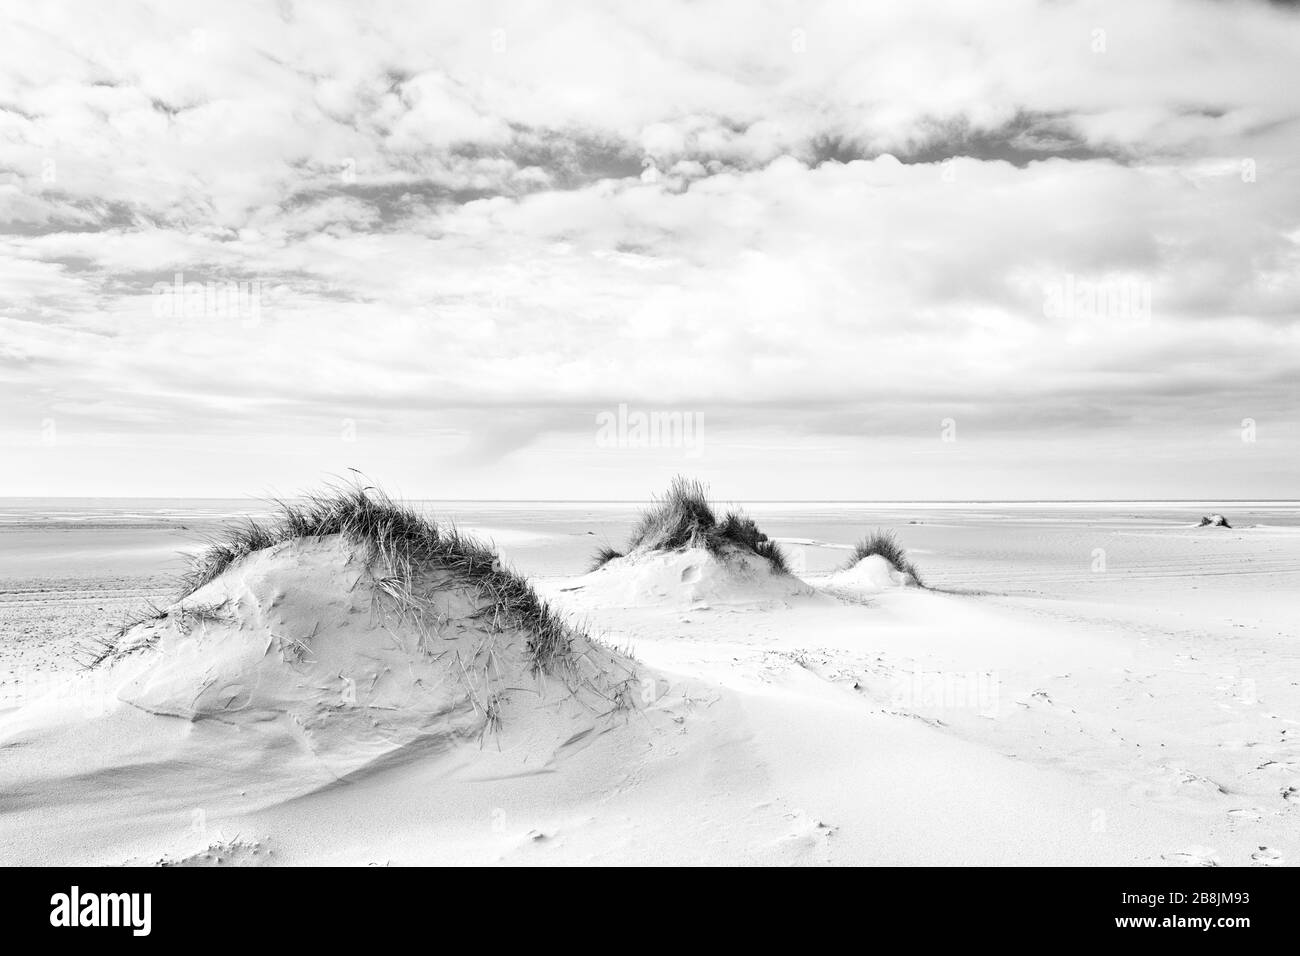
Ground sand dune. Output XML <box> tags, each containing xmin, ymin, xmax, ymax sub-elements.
<box><xmin>0</xmin><ymin>489</ymin><xmax>1296</xmax><ymax>866</ymax></box>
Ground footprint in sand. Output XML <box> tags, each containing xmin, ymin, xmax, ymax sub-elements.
<box><xmin>1250</xmin><ymin>846</ymin><xmax>1282</xmax><ymax>866</ymax></box>
<box><xmin>1161</xmin><ymin>846</ymin><xmax>1220</xmax><ymax>867</ymax></box>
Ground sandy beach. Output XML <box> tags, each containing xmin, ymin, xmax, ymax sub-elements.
<box><xmin>1</xmin><ymin>497</ymin><xmax>1295</xmax><ymax>866</ymax></box>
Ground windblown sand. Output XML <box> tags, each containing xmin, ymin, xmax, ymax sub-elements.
<box><xmin>1</xmin><ymin>504</ymin><xmax>1296</xmax><ymax>866</ymax></box>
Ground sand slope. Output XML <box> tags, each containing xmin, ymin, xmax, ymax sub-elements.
<box><xmin>1</xmin><ymin>531</ymin><xmax>1296</xmax><ymax>865</ymax></box>
<box><xmin>0</xmin><ymin>535</ymin><xmax>646</xmax><ymax>865</ymax></box>
<box><xmin>531</xmin><ymin>571</ymin><xmax>1299</xmax><ymax>866</ymax></box>
<box><xmin>569</xmin><ymin>546</ymin><xmax>817</xmax><ymax>608</ymax></box>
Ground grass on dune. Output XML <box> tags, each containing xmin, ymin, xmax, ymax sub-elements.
<box><xmin>165</xmin><ymin>479</ymin><xmax>579</xmax><ymax>673</ymax></box>
<box><xmin>590</xmin><ymin>475</ymin><xmax>788</xmax><ymax>574</ymax></box>
<box><xmin>588</xmin><ymin>545</ymin><xmax>626</xmax><ymax>572</ymax></box>
<box><xmin>844</xmin><ymin>529</ymin><xmax>924</xmax><ymax>586</ymax></box>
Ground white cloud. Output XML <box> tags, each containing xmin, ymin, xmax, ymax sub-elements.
<box><xmin>1</xmin><ymin>0</ymin><xmax>1298</xmax><ymax>495</ymax></box>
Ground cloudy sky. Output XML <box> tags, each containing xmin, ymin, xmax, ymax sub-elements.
<box><xmin>2</xmin><ymin>0</ymin><xmax>1298</xmax><ymax>499</ymax></box>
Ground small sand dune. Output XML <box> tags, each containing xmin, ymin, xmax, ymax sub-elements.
<box><xmin>570</xmin><ymin>546</ymin><xmax>818</xmax><ymax>608</ymax></box>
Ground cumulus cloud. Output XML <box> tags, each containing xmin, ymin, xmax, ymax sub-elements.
<box><xmin>1</xmin><ymin>0</ymin><xmax>1297</xmax><ymax>496</ymax></box>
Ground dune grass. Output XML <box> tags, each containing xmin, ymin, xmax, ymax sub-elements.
<box><xmin>591</xmin><ymin>476</ymin><xmax>788</xmax><ymax>573</ymax></box>
<box><xmin>169</xmin><ymin>479</ymin><xmax>578</xmax><ymax>672</ymax></box>
<box><xmin>588</xmin><ymin>545</ymin><xmax>625</xmax><ymax>572</ymax></box>
<box><xmin>844</xmin><ymin>529</ymin><xmax>923</xmax><ymax>586</ymax></box>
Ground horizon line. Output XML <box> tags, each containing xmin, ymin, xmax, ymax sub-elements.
<box><xmin>2</xmin><ymin>497</ymin><xmax>1298</xmax><ymax>505</ymax></box>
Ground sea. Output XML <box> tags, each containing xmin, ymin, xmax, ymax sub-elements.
<box><xmin>0</xmin><ymin>499</ymin><xmax>1296</xmax><ymax>598</ymax></box>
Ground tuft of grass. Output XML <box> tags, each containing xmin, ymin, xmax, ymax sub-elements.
<box><xmin>595</xmin><ymin>476</ymin><xmax>788</xmax><ymax>573</ymax></box>
<box><xmin>154</xmin><ymin>478</ymin><xmax>579</xmax><ymax>674</ymax></box>
<box><xmin>627</xmin><ymin>476</ymin><xmax>718</xmax><ymax>552</ymax></box>
<box><xmin>589</xmin><ymin>546</ymin><xmax>625</xmax><ymax>572</ymax></box>
<box><xmin>753</xmin><ymin>538</ymin><xmax>789</xmax><ymax>574</ymax></box>
<box><xmin>844</xmin><ymin>529</ymin><xmax>924</xmax><ymax>586</ymax></box>
<box><xmin>716</xmin><ymin>510</ymin><xmax>768</xmax><ymax>551</ymax></box>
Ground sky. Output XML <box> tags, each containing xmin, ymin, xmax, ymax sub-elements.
<box><xmin>1</xmin><ymin>0</ymin><xmax>1298</xmax><ymax>500</ymax></box>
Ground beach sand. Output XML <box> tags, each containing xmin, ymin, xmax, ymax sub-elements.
<box><xmin>0</xmin><ymin>501</ymin><xmax>1296</xmax><ymax>866</ymax></box>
